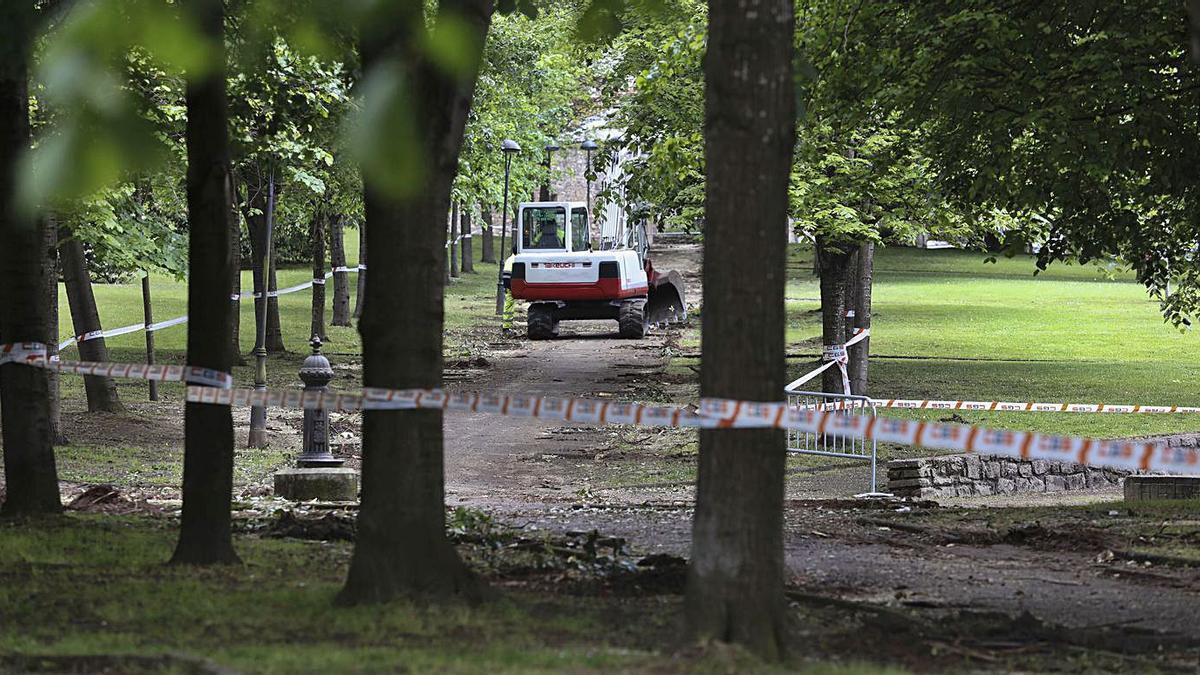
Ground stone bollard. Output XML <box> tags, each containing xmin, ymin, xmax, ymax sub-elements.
<box><xmin>274</xmin><ymin>336</ymin><xmax>359</xmax><ymax>502</ymax></box>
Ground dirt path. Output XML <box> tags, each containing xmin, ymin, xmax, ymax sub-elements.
<box><xmin>432</xmin><ymin>239</ymin><xmax>1200</xmax><ymax>653</ymax></box>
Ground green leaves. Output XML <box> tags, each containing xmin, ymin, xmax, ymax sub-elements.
<box><xmin>20</xmin><ymin>0</ymin><xmax>212</xmax><ymax>214</ymax></box>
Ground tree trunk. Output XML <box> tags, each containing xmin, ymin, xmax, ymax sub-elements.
<box><xmin>849</xmin><ymin>240</ymin><xmax>873</xmax><ymax>396</ymax></box>
<box><xmin>817</xmin><ymin>239</ymin><xmax>852</xmax><ymax>395</ymax></box>
<box><xmin>310</xmin><ymin>208</ymin><xmax>327</xmax><ymax>341</ymax></box>
<box><xmin>338</xmin><ymin>0</ymin><xmax>493</xmax><ymax>606</ymax></box>
<box><xmin>171</xmin><ymin>0</ymin><xmax>239</xmax><ymax>565</ymax></box>
<box><xmin>460</xmin><ymin>203</ymin><xmax>474</xmax><ymax>273</ymax></box>
<box><xmin>685</xmin><ymin>0</ymin><xmax>794</xmax><ymax>660</ymax></box>
<box><xmin>229</xmin><ymin>189</ymin><xmax>244</xmax><ymax>364</ymax></box>
<box><xmin>265</xmin><ymin>246</ymin><xmax>284</xmax><ymax>353</ymax></box>
<box><xmin>0</xmin><ymin>6</ymin><xmax>61</xmax><ymax>515</ymax></box>
<box><xmin>329</xmin><ymin>213</ymin><xmax>351</xmax><ymax>326</ymax></box>
<box><xmin>58</xmin><ymin>225</ymin><xmax>124</xmax><ymax>413</ymax></box>
<box><xmin>244</xmin><ymin>174</ymin><xmax>268</xmax><ymax>356</ymax></box>
<box><xmin>448</xmin><ymin>202</ymin><xmax>459</xmax><ymax>279</ymax></box>
<box><xmin>479</xmin><ymin>207</ymin><xmax>495</xmax><ymax>263</ymax></box>
<box><xmin>353</xmin><ymin>220</ymin><xmax>366</xmax><ymax>320</ymax></box>
<box><xmin>43</xmin><ymin>215</ymin><xmax>66</xmax><ymax>444</ymax></box>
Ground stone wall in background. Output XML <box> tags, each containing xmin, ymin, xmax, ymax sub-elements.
<box><xmin>888</xmin><ymin>454</ymin><xmax>1129</xmax><ymax>499</ymax></box>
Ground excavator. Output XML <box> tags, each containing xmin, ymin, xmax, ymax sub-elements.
<box><xmin>507</xmin><ymin>200</ymin><xmax>687</xmax><ymax>339</ymax></box>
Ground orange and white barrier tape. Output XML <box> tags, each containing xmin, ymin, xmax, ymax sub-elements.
<box><xmin>698</xmin><ymin>398</ymin><xmax>1199</xmax><ymax>474</ymax></box>
<box><xmin>1</xmin><ymin>343</ymin><xmax>232</xmax><ymax>389</ymax></box>
<box><xmin>5</xmin><ymin>341</ymin><xmax>1199</xmax><ymax>475</ymax></box>
<box><xmin>785</xmin><ymin>328</ymin><xmax>870</xmax><ymax>395</ymax></box>
<box><xmin>866</xmin><ymin>399</ymin><xmax>1200</xmax><ymax>414</ymax></box>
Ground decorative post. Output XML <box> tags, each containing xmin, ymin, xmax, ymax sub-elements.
<box><xmin>297</xmin><ymin>336</ymin><xmax>341</xmax><ymax>467</ymax></box>
<box><xmin>273</xmin><ymin>335</ymin><xmax>359</xmax><ymax>502</ymax></box>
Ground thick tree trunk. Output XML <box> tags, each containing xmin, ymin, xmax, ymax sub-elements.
<box><xmin>849</xmin><ymin>241</ymin><xmax>873</xmax><ymax>396</ymax></box>
<box><xmin>329</xmin><ymin>214</ymin><xmax>352</xmax><ymax>326</ymax></box>
<box><xmin>685</xmin><ymin>0</ymin><xmax>794</xmax><ymax>660</ymax></box>
<box><xmin>43</xmin><ymin>216</ymin><xmax>65</xmax><ymax>444</ymax></box>
<box><xmin>460</xmin><ymin>204</ymin><xmax>474</xmax><ymax>273</ymax></box>
<box><xmin>0</xmin><ymin>5</ymin><xmax>60</xmax><ymax>515</ymax></box>
<box><xmin>338</xmin><ymin>0</ymin><xmax>493</xmax><ymax>606</ymax></box>
<box><xmin>479</xmin><ymin>207</ymin><xmax>495</xmax><ymax>263</ymax></box>
<box><xmin>817</xmin><ymin>239</ymin><xmax>852</xmax><ymax>395</ymax></box>
<box><xmin>353</xmin><ymin>221</ymin><xmax>366</xmax><ymax>320</ymax></box>
<box><xmin>59</xmin><ymin>225</ymin><xmax>124</xmax><ymax>413</ymax></box>
<box><xmin>171</xmin><ymin>0</ymin><xmax>239</xmax><ymax>565</ymax></box>
<box><xmin>0</xmin><ymin>8</ymin><xmax>62</xmax><ymax>514</ymax></box>
<box><xmin>310</xmin><ymin>208</ymin><xmax>327</xmax><ymax>341</ymax></box>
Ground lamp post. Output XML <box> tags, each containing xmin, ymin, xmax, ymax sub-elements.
<box><xmin>541</xmin><ymin>142</ymin><xmax>560</xmax><ymax>201</ymax></box>
<box><xmin>248</xmin><ymin>164</ymin><xmax>275</xmax><ymax>448</ymax></box>
<box><xmin>495</xmin><ymin>138</ymin><xmax>521</xmax><ymax>315</ymax></box>
<box><xmin>580</xmin><ymin>138</ymin><xmax>598</xmax><ymax>220</ymax></box>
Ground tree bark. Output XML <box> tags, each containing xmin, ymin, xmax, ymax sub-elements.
<box><xmin>243</xmin><ymin>167</ymin><xmax>284</xmax><ymax>353</ymax></box>
<box><xmin>353</xmin><ymin>220</ymin><xmax>366</xmax><ymax>319</ymax></box>
<box><xmin>329</xmin><ymin>214</ymin><xmax>352</xmax><ymax>326</ymax></box>
<box><xmin>265</xmin><ymin>246</ymin><xmax>284</xmax><ymax>352</ymax></box>
<box><xmin>817</xmin><ymin>239</ymin><xmax>852</xmax><ymax>395</ymax></box>
<box><xmin>171</xmin><ymin>0</ymin><xmax>239</xmax><ymax>565</ymax></box>
<box><xmin>58</xmin><ymin>225</ymin><xmax>124</xmax><ymax>413</ymax></box>
<box><xmin>0</xmin><ymin>6</ymin><xmax>60</xmax><ymax>516</ymax></box>
<box><xmin>849</xmin><ymin>241</ymin><xmax>873</xmax><ymax>396</ymax></box>
<box><xmin>43</xmin><ymin>215</ymin><xmax>66</xmax><ymax>444</ymax></box>
<box><xmin>310</xmin><ymin>208</ymin><xmax>327</xmax><ymax>341</ymax></box>
<box><xmin>460</xmin><ymin>203</ymin><xmax>474</xmax><ymax>273</ymax></box>
<box><xmin>685</xmin><ymin>0</ymin><xmax>794</xmax><ymax>660</ymax></box>
<box><xmin>229</xmin><ymin>187</ymin><xmax>244</xmax><ymax>364</ymax></box>
<box><xmin>479</xmin><ymin>207</ymin><xmax>495</xmax><ymax>263</ymax></box>
<box><xmin>338</xmin><ymin>0</ymin><xmax>493</xmax><ymax>606</ymax></box>
<box><xmin>448</xmin><ymin>202</ymin><xmax>459</xmax><ymax>279</ymax></box>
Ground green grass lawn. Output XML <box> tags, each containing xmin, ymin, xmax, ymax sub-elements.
<box><xmin>0</xmin><ymin>514</ymin><xmax>900</xmax><ymax>674</ymax></box>
<box><xmin>54</xmin><ymin>232</ymin><xmax>504</xmax><ymax>400</ymax></box>
<box><xmin>785</xmin><ymin>245</ymin><xmax>1200</xmax><ymax>438</ymax></box>
<box><xmin>50</xmin><ymin>239</ymin><xmax>1200</xmax><ymax>443</ymax></box>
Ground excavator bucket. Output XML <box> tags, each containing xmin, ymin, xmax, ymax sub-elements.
<box><xmin>646</xmin><ymin>269</ymin><xmax>688</xmax><ymax>327</ymax></box>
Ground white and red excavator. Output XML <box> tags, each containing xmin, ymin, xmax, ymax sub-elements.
<box><xmin>507</xmin><ymin>200</ymin><xmax>687</xmax><ymax>339</ymax></box>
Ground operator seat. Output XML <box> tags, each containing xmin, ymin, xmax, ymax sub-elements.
<box><xmin>538</xmin><ymin>220</ymin><xmax>560</xmax><ymax>248</ymax></box>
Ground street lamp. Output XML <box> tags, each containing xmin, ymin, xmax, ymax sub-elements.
<box><xmin>541</xmin><ymin>143</ymin><xmax>560</xmax><ymax>201</ymax></box>
<box><xmin>580</xmin><ymin>139</ymin><xmax>598</xmax><ymax>222</ymax></box>
<box><xmin>248</xmin><ymin>163</ymin><xmax>275</xmax><ymax>448</ymax></box>
<box><xmin>495</xmin><ymin>138</ymin><xmax>521</xmax><ymax>315</ymax></box>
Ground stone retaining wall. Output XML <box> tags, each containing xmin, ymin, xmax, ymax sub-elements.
<box><xmin>888</xmin><ymin>455</ymin><xmax>1129</xmax><ymax>499</ymax></box>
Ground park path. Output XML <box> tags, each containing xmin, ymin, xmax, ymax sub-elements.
<box><xmin>435</xmin><ymin>239</ymin><xmax>1200</xmax><ymax>650</ymax></box>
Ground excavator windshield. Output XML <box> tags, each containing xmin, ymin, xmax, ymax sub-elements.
<box><xmin>522</xmin><ymin>206</ymin><xmax>567</xmax><ymax>250</ymax></box>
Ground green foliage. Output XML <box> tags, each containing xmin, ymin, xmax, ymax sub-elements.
<box><xmin>861</xmin><ymin>1</ymin><xmax>1200</xmax><ymax>326</ymax></box>
<box><xmin>599</xmin><ymin>0</ymin><xmax>969</xmax><ymax>247</ymax></box>
<box><xmin>455</xmin><ymin>6</ymin><xmax>594</xmax><ymax>215</ymax></box>
<box><xmin>21</xmin><ymin>0</ymin><xmax>211</xmax><ymax>213</ymax></box>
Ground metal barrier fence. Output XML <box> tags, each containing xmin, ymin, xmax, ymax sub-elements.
<box><xmin>785</xmin><ymin>389</ymin><xmax>881</xmax><ymax>494</ymax></box>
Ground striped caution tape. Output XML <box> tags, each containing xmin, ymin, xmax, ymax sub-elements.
<box><xmin>6</xmin><ymin>341</ymin><xmax>1199</xmax><ymax>474</ymax></box>
<box><xmin>1</xmin><ymin>343</ymin><xmax>232</xmax><ymax>388</ymax></box>
<box><xmin>869</xmin><ymin>399</ymin><xmax>1200</xmax><ymax>414</ymax></box>
<box><xmin>59</xmin><ymin>266</ymin><xmax>369</xmax><ymax>350</ymax></box>
<box><xmin>784</xmin><ymin>328</ymin><xmax>870</xmax><ymax>394</ymax></box>
<box><xmin>698</xmin><ymin>398</ymin><xmax>1199</xmax><ymax>474</ymax></box>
